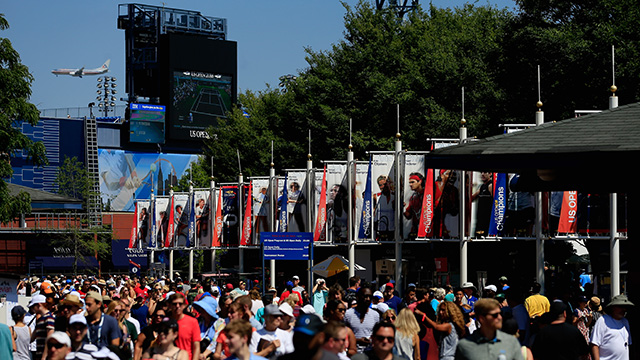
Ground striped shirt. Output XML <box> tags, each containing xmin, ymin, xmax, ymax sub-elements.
<box><xmin>344</xmin><ymin>307</ymin><xmax>380</xmax><ymax>353</ymax></box>
<box><xmin>35</xmin><ymin>312</ymin><xmax>55</xmax><ymax>359</ymax></box>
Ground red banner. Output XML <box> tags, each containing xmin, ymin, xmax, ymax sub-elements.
<box><xmin>418</xmin><ymin>168</ymin><xmax>435</xmax><ymax>238</ymax></box>
<box><xmin>212</xmin><ymin>190</ymin><xmax>223</xmax><ymax>247</ymax></box>
<box><xmin>314</xmin><ymin>166</ymin><xmax>328</xmax><ymax>242</ymax></box>
<box><xmin>558</xmin><ymin>191</ymin><xmax>578</xmax><ymax>233</ymax></box>
<box><xmin>241</xmin><ymin>184</ymin><xmax>252</xmax><ymax>246</ymax></box>
<box><xmin>164</xmin><ymin>196</ymin><xmax>175</xmax><ymax>247</ymax></box>
<box><xmin>129</xmin><ymin>202</ymin><xmax>138</xmax><ymax>248</ymax></box>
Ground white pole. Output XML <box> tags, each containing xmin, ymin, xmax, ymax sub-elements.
<box><xmin>238</xmin><ymin>173</ymin><xmax>244</xmax><ymax>281</ymax></box>
<box><xmin>348</xmin><ymin>147</ymin><xmax>355</xmax><ymax>278</ymax></box>
<box><xmin>307</xmin><ymin>153</ymin><xmax>314</xmax><ymax>288</ymax></box>
<box><xmin>394</xmin><ymin>104</ymin><xmax>403</xmax><ymax>292</ymax></box>
<box><xmin>210</xmin><ymin>178</ymin><xmax>216</xmax><ymax>273</ymax></box>
<box><xmin>459</xmin><ymin>94</ymin><xmax>468</xmax><ymax>284</ymax></box>
<box><xmin>535</xmin><ymin>69</ymin><xmax>545</xmax><ymax>291</ymax></box>
<box><xmin>169</xmin><ymin>186</ymin><xmax>174</xmax><ymax>281</ymax></box>
<box><xmin>609</xmin><ymin>58</ymin><xmax>620</xmax><ymax>294</ymax></box>
<box><xmin>188</xmin><ymin>184</ymin><xmax>194</xmax><ymax>281</ymax></box>
<box><xmin>269</xmin><ymin>166</ymin><xmax>276</xmax><ymax>289</ymax></box>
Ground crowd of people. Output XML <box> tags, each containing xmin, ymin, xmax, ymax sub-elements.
<box><xmin>1</xmin><ymin>272</ymin><xmax>633</xmax><ymax>360</ymax></box>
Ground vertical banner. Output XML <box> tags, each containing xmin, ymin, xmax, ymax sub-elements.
<box><xmin>432</xmin><ymin>169</ymin><xmax>461</xmax><ymax>238</ymax></box>
<box><xmin>252</xmin><ymin>179</ymin><xmax>271</xmax><ymax>245</ymax></box>
<box><xmin>222</xmin><ymin>186</ymin><xmax>240</xmax><ymax>246</ymax></box>
<box><xmin>326</xmin><ymin>163</ymin><xmax>348</xmax><ymax>243</ymax></box>
<box><xmin>241</xmin><ymin>183</ymin><xmax>252</xmax><ymax>245</ymax></box>
<box><xmin>164</xmin><ymin>196</ymin><xmax>175</xmax><ymax>247</ymax></box>
<box><xmin>186</xmin><ymin>191</ymin><xmax>196</xmax><ymax>248</ymax></box>
<box><xmin>358</xmin><ymin>158</ymin><xmax>373</xmax><ymax>240</ymax></box>
<box><xmin>402</xmin><ymin>154</ymin><xmax>426</xmax><ymax>239</ymax></box>
<box><xmin>154</xmin><ymin>196</ymin><xmax>170</xmax><ymax>248</ymax></box>
<box><xmin>558</xmin><ymin>191</ymin><xmax>578</xmax><ymax>233</ymax></box>
<box><xmin>172</xmin><ymin>194</ymin><xmax>189</xmax><ymax>247</ymax></box>
<box><xmin>287</xmin><ymin>171</ymin><xmax>308</xmax><ymax>232</ymax></box>
<box><xmin>193</xmin><ymin>190</ymin><xmax>211</xmax><ymax>247</ymax></box>
<box><xmin>212</xmin><ymin>189</ymin><xmax>223</xmax><ymax>247</ymax></box>
<box><xmin>470</xmin><ymin>172</ymin><xmax>494</xmax><ymax>237</ymax></box>
<box><xmin>371</xmin><ymin>154</ymin><xmax>395</xmax><ymax>241</ymax></box>
<box><xmin>129</xmin><ymin>202</ymin><xmax>138</xmax><ymax>248</ymax></box>
<box><xmin>488</xmin><ymin>173</ymin><xmax>507</xmax><ymax>236</ymax></box>
<box><xmin>314</xmin><ymin>166</ymin><xmax>327</xmax><ymax>242</ymax></box>
<box><xmin>278</xmin><ymin>175</ymin><xmax>288</xmax><ymax>232</ymax></box>
<box><xmin>417</xmin><ymin>168</ymin><xmax>435</xmax><ymax>238</ymax></box>
<box><xmin>353</xmin><ymin>162</ymin><xmax>370</xmax><ymax>241</ymax></box>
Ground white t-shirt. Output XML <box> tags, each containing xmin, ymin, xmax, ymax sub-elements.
<box><xmin>249</xmin><ymin>327</ymin><xmax>294</xmax><ymax>357</ymax></box>
<box><xmin>590</xmin><ymin>314</ymin><xmax>631</xmax><ymax>360</ymax></box>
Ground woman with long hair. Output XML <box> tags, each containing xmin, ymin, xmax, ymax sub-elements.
<box><xmin>141</xmin><ymin>319</ymin><xmax>188</xmax><ymax>360</ymax></box>
<box><xmin>323</xmin><ymin>300</ymin><xmax>357</xmax><ymax>359</ymax></box>
<box><xmin>382</xmin><ymin>309</ymin><xmax>397</xmax><ymax>324</ymax></box>
<box><xmin>423</xmin><ymin>301</ymin><xmax>466</xmax><ymax>360</ymax></box>
<box><xmin>394</xmin><ymin>308</ymin><xmax>421</xmax><ymax>360</ymax></box>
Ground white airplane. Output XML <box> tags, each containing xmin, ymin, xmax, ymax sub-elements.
<box><xmin>52</xmin><ymin>59</ymin><xmax>110</xmax><ymax>78</ymax></box>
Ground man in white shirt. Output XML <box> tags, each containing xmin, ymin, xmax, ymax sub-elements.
<box><xmin>250</xmin><ymin>304</ymin><xmax>294</xmax><ymax>357</ymax></box>
<box><xmin>590</xmin><ymin>294</ymin><xmax>633</xmax><ymax>360</ymax></box>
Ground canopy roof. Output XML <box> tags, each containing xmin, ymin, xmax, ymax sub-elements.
<box><xmin>426</xmin><ymin>101</ymin><xmax>640</xmax><ymax>192</ymax></box>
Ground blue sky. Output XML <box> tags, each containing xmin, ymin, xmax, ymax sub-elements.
<box><xmin>3</xmin><ymin>1</ymin><xmax>515</xmax><ymax>109</ymax></box>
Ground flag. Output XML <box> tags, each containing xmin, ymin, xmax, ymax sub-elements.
<box><xmin>164</xmin><ymin>195</ymin><xmax>175</xmax><ymax>247</ymax></box>
<box><xmin>149</xmin><ymin>197</ymin><xmax>157</xmax><ymax>248</ymax></box>
<box><xmin>212</xmin><ymin>189</ymin><xmax>223</xmax><ymax>247</ymax></box>
<box><xmin>558</xmin><ymin>191</ymin><xmax>578</xmax><ymax>233</ymax></box>
<box><xmin>278</xmin><ymin>175</ymin><xmax>288</xmax><ymax>232</ymax></box>
<box><xmin>241</xmin><ymin>183</ymin><xmax>252</xmax><ymax>245</ymax></box>
<box><xmin>314</xmin><ymin>166</ymin><xmax>327</xmax><ymax>242</ymax></box>
<box><xmin>129</xmin><ymin>202</ymin><xmax>138</xmax><ymax>248</ymax></box>
<box><xmin>187</xmin><ymin>191</ymin><xmax>196</xmax><ymax>247</ymax></box>
<box><xmin>358</xmin><ymin>158</ymin><xmax>373</xmax><ymax>240</ymax></box>
<box><xmin>488</xmin><ymin>173</ymin><xmax>507</xmax><ymax>236</ymax></box>
<box><xmin>418</xmin><ymin>168</ymin><xmax>435</xmax><ymax>238</ymax></box>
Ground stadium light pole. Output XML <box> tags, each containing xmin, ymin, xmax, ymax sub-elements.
<box><xmin>96</xmin><ymin>76</ymin><xmax>118</xmax><ymax>117</ymax></box>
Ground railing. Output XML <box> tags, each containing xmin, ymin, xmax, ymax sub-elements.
<box><xmin>38</xmin><ymin>106</ymin><xmax>126</xmax><ymax>119</ymax></box>
<box><xmin>0</xmin><ymin>213</ymin><xmax>92</xmax><ymax>232</ymax></box>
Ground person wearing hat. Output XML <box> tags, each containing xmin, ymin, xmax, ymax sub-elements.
<box><xmin>572</xmin><ymin>295</ymin><xmax>593</xmax><ymax>344</ymax></box>
<box><xmin>54</xmin><ymin>293</ymin><xmax>84</xmax><ymax>332</ymax></box>
<box><xmin>44</xmin><ymin>331</ymin><xmax>71</xmax><ymax>360</ymax></box>
<box><xmin>383</xmin><ymin>282</ymin><xmax>402</xmax><ymax>313</ymax></box>
<box><xmin>524</xmin><ymin>282</ymin><xmax>550</xmax><ymax>319</ymax></box>
<box><xmin>10</xmin><ymin>305</ymin><xmax>31</xmax><ymax>360</ymax></box>
<box><xmin>193</xmin><ymin>295</ymin><xmax>219</xmax><ymax>355</ymax></box>
<box><xmin>249</xmin><ymin>304</ymin><xmax>293</xmax><ymax>358</ymax></box>
<box><xmin>312</xmin><ymin>278</ymin><xmax>329</xmax><ymax>318</ymax></box>
<box><xmin>84</xmin><ymin>291</ymin><xmax>121</xmax><ymax>348</ymax></box>
<box><xmin>498</xmin><ymin>276</ymin><xmax>510</xmax><ymax>292</ymax></box>
<box><xmin>30</xmin><ymin>294</ymin><xmax>56</xmax><ymax>360</ymax></box>
<box><xmin>483</xmin><ymin>285</ymin><xmax>497</xmax><ymax>299</ymax></box>
<box><xmin>590</xmin><ymin>294</ymin><xmax>634</xmax><ymax>360</ymax></box>
<box><xmin>66</xmin><ymin>314</ymin><xmax>99</xmax><ymax>357</ymax></box>
<box><xmin>278</xmin><ymin>314</ymin><xmax>334</xmax><ymax>360</ymax></box>
<box><xmin>460</xmin><ymin>282</ymin><xmax>478</xmax><ymax>308</ymax></box>
<box><xmin>531</xmin><ymin>301</ymin><xmax>589</xmax><ymax>360</ymax></box>
<box><xmin>291</xmin><ymin>275</ymin><xmax>304</xmax><ymax>294</ymax></box>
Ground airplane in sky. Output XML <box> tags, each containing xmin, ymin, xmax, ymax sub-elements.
<box><xmin>52</xmin><ymin>59</ymin><xmax>110</xmax><ymax>78</ymax></box>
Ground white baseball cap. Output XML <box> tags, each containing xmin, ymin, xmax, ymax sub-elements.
<box><xmin>69</xmin><ymin>314</ymin><xmax>87</xmax><ymax>326</ymax></box>
<box><xmin>28</xmin><ymin>294</ymin><xmax>47</xmax><ymax>308</ymax></box>
<box><xmin>46</xmin><ymin>331</ymin><xmax>71</xmax><ymax>347</ymax></box>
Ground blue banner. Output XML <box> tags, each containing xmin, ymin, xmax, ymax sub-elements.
<box><xmin>278</xmin><ymin>175</ymin><xmax>288</xmax><ymax>232</ymax></box>
<box><xmin>488</xmin><ymin>173</ymin><xmax>507</xmax><ymax>236</ymax></box>
<box><xmin>358</xmin><ymin>157</ymin><xmax>373</xmax><ymax>240</ymax></box>
<box><xmin>262</xmin><ymin>232</ymin><xmax>311</xmax><ymax>260</ymax></box>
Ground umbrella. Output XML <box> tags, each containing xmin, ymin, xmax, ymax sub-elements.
<box><xmin>311</xmin><ymin>255</ymin><xmax>366</xmax><ymax>278</ymax></box>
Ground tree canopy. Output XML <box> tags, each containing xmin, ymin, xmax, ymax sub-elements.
<box><xmin>184</xmin><ymin>1</ymin><xmax>640</xmax><ymax>184</ymax></box>
<box><xmin>0</xmin><ymin>14</ymin><xmax>47</xmax><ymax>223</ymax></box>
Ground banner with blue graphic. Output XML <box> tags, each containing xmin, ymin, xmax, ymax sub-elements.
<box><xmin>358</xmin><ymin>157</ymin><xmax>373</xmax><ymax>240</ymax></box>
<box><xmin>488</xmin><ymin>173</ymin><xmax>507</xmax><ymax>236</ymax></box>
<box><xmin>278</xmin><ymin>175</ymin><xmax>288</xmax><ymax>232</ymax></box>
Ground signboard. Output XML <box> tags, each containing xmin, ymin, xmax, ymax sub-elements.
<box><xmin>0</xmin><ymin>277</ymin><xmax>18</xmax><ymax>302</ymax></box>
<box><xmin>129</xmin><ymin>103</ymin><xmax>166</xmax><ymax>144</ymax></box>
<box><xmin>261</xmin><ymin>232</ymin><xmax>311</xmax><ymax>261</ymax></box>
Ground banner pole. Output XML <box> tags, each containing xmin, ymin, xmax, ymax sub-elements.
<box><xmin>307</xmin><ymin>152</ymin><xmax>314</xmax><ymax>287</ymax></box>
<box><xmin>269</xmin><ymin>166</ymin><xmax>276</xmax><ymax>289</ymax></box>
<box><xmin>169</xmin><ymin>186</ymin><xmax>174</xmax><ymax>281</ymax></box>
<box><xmin>188</xmin><ymin>183</ymin><xmax>194</xmax><ymax>281</ymax></box>
<box><xmin>238</xmin><ymin>173</ymin><xmax>245</xmax><ymax>282</ymax></box>
<box><xmin>459</xmin><ymin>97</ymin><xmax>468</xmax><ymax>285</ymax></box>
<box><xmin>210</xmin><ymin>178</ymin><xmax>216</xmax><ymax>273</ymax></box>
<box><xmin>348</xmin><ymin>146</ymin><xmax>355</xmax><ymax>278</ymax></box>
<box><xmin>394</xmin><ymin>129</ymin><xmax>403</xmax><ymax>293</ymax></box>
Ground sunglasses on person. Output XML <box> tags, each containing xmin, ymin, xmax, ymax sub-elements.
<box><xmin>484</xmin><ymin>311</ymin><xmax>502</xmax><ymax>319</ymax></box>
<box><xmin>171</xmin><ymin>301</ymin><xmax>185</xmax><ymax>307</ymax></box>
<box><xmin>336</xmin><ymin>308</ymin><xmax>346</xmax><ymax>313</ymax></box>
<box><xmin>385</xmin><ymin>316</ymin><xmax>396</xmax><ymax>321</ymax></box>
<box><xmin>374</xmin><ymin>335</ymin><xmax>395</xmax><ymax>343</ymax></box>
<box><xmin>47</xmin><ymin>342</ymin><xmax>66</xmax><ymax>350</ymax></box>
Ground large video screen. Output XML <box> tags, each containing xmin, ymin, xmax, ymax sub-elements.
<box><xmin>170</xmin><ymin>70</ymin><xmax>233</xmax><ymax>140</ymax></box>
<box><xmin>129</xmin><ymin>103</ymin><xmax>166</xmax><ymax>144</ymax></box>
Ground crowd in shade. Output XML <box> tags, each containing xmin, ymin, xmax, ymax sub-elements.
<box><xmin>1</xmin><ymin>272</ymin><xmax>633</xmax><ymax>360</ymax></box>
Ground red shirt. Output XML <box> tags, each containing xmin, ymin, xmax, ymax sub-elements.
<box><xmin>175</xmin><ymin>314</ymin><xmax>201</xmax><ymax>359</ymax></box>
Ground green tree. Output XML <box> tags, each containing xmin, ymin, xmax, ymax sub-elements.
<box><xmin>202</xmin><ymin>1</ymin><xmax>512</xmax><ymax>179</ymax></box>
<box><xmin>54</xmin><ymin>156</ymin><xmax>95</xmax><ymax>207</ymax></box>
<box><xmin>500</xmin><ymin>0</ymin><xmax>640</xmax><ymax>122</ymax></box>
<box><xmin>0</xmin><ymin>14</ymin><xmax>47</xmax><ymax>223</ymax></box>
